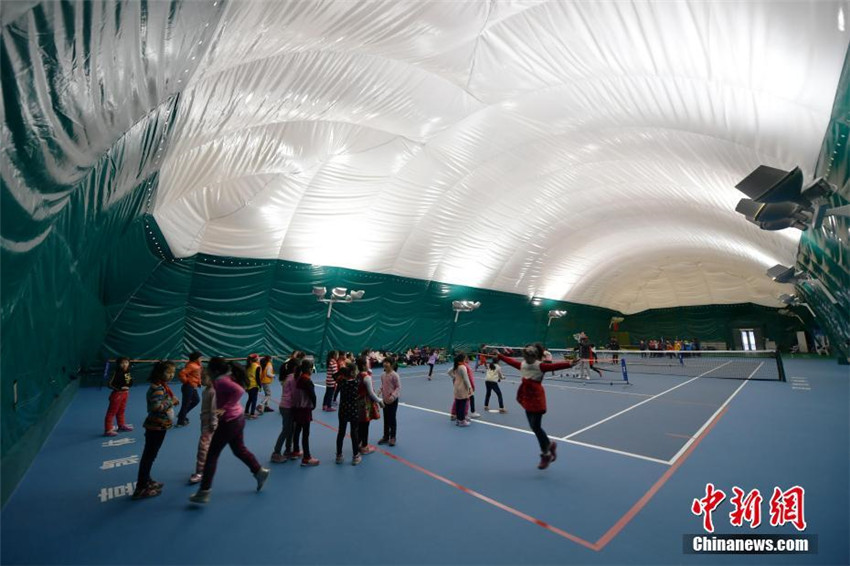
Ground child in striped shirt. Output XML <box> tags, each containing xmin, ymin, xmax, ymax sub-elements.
<box><xmin>322</xmin><ymin>351</ymin><xmax>338</xmax><ymax>412</ymax></box>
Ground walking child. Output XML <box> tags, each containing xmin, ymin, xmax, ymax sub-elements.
<box><xmin>449</xmin><ymin>354</ymin><xmax>473</xmax><ymax>427</ymax></box>
<box><xmin>176</xmin><ymin>351</ymin><xmax>202</xmax><ymax>427</ymax></box>
<box><xmin>190</xmin><ymin>368</ymin><xmax>218</xmax><ymax>484</ymax></box>
<box><xmin>133</xmin><ymin>361</ymin><xmax>178</xmax><ymax>500</ymax></box>
<box><xmin>259</xmin><ymin>356</ymin><xmax>275</xmax><ymax>413</ymax></box>
<box><xmin>190</xmin><ymin>359</ymin><xmax>270</xmax><ymax>504</ymax></box>
<box><xmin>245</xmin><ymin>353</ymin><xmax>261</xmax><ymax>418</ymax></box>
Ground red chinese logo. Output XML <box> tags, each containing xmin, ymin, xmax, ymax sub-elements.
<box><xmin>769</xmin><ymin>486</ymin><xmax>807</xmax><ymax>531</ymax></box>
<box><xmin>729</xmin><ymin>487</ymin><xmax>763</xmax><ymax>528</ymax></box>
<box><xmin>691</xmin><ymin>483</ymin><xmax>726</xmax><ymax>533</ymax></box>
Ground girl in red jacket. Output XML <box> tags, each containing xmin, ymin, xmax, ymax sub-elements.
<box><xmin>496</xmin><ymin>344</ymin><xmax>574</xmax><ymax>470</ymax></box>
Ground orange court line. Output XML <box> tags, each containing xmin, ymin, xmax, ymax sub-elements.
<box><xmin>315</xmin><ymin>404</ymin><xmax>731</xmax><ymax>553</ymax></box>
<box><xmin>592</xmin><ymin>406</ymin><xmax>729</xmax><ymax>550</ymax></box>
<box><xmin>313</xmin><ymin>419</ymin><xmax>598</xmax><ymax>550</ymax></box>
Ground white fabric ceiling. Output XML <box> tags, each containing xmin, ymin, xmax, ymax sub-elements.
<box><xmin>154</xmin><ymin>0</ymin><xmax>849</xmax><ymax>314</ymax></box>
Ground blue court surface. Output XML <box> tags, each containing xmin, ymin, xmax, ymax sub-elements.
<box><xmin>2</xmin><ymin>358</ymin><xmax>848</xmax><ymax>565</ymax></box>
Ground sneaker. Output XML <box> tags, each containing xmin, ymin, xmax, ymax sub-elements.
<box><xmin>352</xmin><ymin>455</ymin><xmax>362</xmax><ymax>466</ymax></box>
<box><xmin>538</xmin><ymin>452</ymin><xmax>552</xmax><ymax>470</ymax></box>
<box><xmin>549</xmin><ymin>441</ymin><xmax>558</xmax><ymax>463</ymax></box>
<box><xmin>246</xmin><ymin>414</ymin><xmax>257</xmax><ymax>420</ymax></box>
<box><xmin>450</xmin><ymin>415</ymin><xmax>456</xmax><ymax>421</ymax></box>
<box><xmin>290</xmin><ymin>451</ymin><xmax>303</xmax><ymax>459</ymax></box>
<box><xmin>470</xmin><ymin>412</ymin><xmax>481</xmax><ymax>418</ymax></box>
<box><xmin>335</xmin><ymin>454</ymin><xmax>344</xmax><ymax>464</ymax></box>
<box><xmin>389</xmin><ymin>438</ymin><xmax>396</xmax><ymax>447</ymax></box>
<box><xmin>322</xmin><ymin>406</ymin><xmax>329</xmax><ymax>412</ymax></box>
<box><xmin>176</xmin><ymin>420</ymin><xmax>188</xmax><ymax>427</ymax></box>
<box><xmin>325</xmin><ymin>406</ymin><xmax>336</xmax><ymax>412</ymax></box>
<box><xmin>104</xmin><ymin>430</ymin><xmax>118</xmax><ymax>437</ymax></box>
<box><xmin>117</xmin><ymin>424</ymin><xmax>134</xmax><ymax>432</ymax></box>
<box><xmin>132</xmin><ymin>486</ymin><xmax>161</xmax><ymax>500</ymax></box>
<box><xmin>148</xmin><ymin>479</ymin><xmax>164</xmax><ymax>490</ymax></box>
<box><xmin>301</xmin><ymin>458</ymin><xmax>320</xmax><ymax>467</ymax></box>
<box><xmin>457</xmin><ymin>420</ymin><xmax>470</xmax><ymax>427</ymax></box>
<box><xmin>189</xmin><ymin>473</ymin><xmax>203</xmax><ymax>484</ymax></box>
<box><xmin>377</xmin><ymin>438</ymin><xmax>389</xmax><ymax>445</ymax></box>
<box><xmin>264</xmin><ymin>407</ymin><xmax>274</xmax><ymax>413</ymax></box>
<box><xmin>484</xmin><ymin>406</ymin><xmax>490</xmax><ymax>411</ymax></box>
<box><xmin>499</xmin><ymin>408</ymin><xmax>507</xmax><ymax>413</ymax></box>
<box><xmin>270</xmin><ymin>453</ymin><xmax>287</xmax><ymax>463</ymax></box>
<box><xmin>189</xmin><ymin>489</ymin><xmax>211</xmax><ymax>504</ymax></box>
<box><xmin>360</xmin><ymin>445</ymin><xmax>376</xmax><ymax>455</ymax></box>
<box><xmin>254</xmin><ymin>467</ymin><xmax>270</xmax><ymax>491</ymax></box>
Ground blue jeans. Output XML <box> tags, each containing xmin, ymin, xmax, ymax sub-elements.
<box><xmin>177</xmin><ymin>384</ymin><xmax>199</xmax><ymax>424</ymax></box>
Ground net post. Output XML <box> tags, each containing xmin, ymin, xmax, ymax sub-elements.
<box><xmin>774</xmin><ymin>350</ymin><xmax>786</xmax><ymax>382</ymax></box>
<box><xmin>620</xmin><ymin>357</ymin><xmax>629</xmax><ymax>384</ymax></box>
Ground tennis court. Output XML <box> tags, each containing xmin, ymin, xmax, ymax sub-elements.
<box><xmin>2</xmin><ymin>356</ymin><xmax>847</xmax><ymax>565</ymax></box>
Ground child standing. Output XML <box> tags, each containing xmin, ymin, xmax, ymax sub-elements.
<box><xmin>427</xmin><ymin>350</ymin><xmax>437</xmax><ymax>380</ymax></box>
<box><xmin>245</xmin><ymin>354</ymin><xmax>261</xmax><ymax>418</ymax></box>
<box><xmin>484</xmin><ymin>361</ymin><xmax>506</xmax><ymax>413</ymax></box>
<box><xmin>190</xmin><ymin>369</ymin><xmax>218</xmax><ymax>484</ymax></box>
<box><xmin>104</xmin><ymin>357</ymin><xmax>134</xmax><ymax>436</ymax></box>
<box><xmin>334</xmin><ymin>363</ymin><xmax>361</xmax><ymax>465</ymax></box>
<box><xmin>449</xmin><ymin>354</ymin><xmax>473</xmax><ymax>427</ymax></box>
<box><xmin>356</xmin><ymin>356</ymin><xmax>383</xmax><ymax>455</ymax></box>
<box><xmin>378</xmin><ymin>359</ymin><xmax>401</xmax><ymax>446</ymax></box>
<box><xmin>176</xmin><ymin>351</ymin><xmax>202</xmax><ymax>427</ymax></box>
<box><xmin>292</xmin><ymin>359</ymin><xmax>319</xmax><ymax>467</ymax></box>
<box><xmin>259</xmin><ymin>356</ymin><xmax>275</xmax><ymax>413</ymax></box>
<box><xmin>497</xmin><ymin>344</ymin><xmax>575</xmax><ymax>469</ymax></box>
<box><xmin>322</xmin><ymin>351</ymin><xmax>338</xmax><ymax>412</ymax></box>
<box><xmin>133</xmin><ymin>361</ymin><xmax>178</xmax><ymax>500</ymax></box>
<box><xmin>271</xmin><ymin>356</ymin><xmax>299</xmax><ymax>462</ymax></box>
<box><xmin>190</xmin><ymin>359</ymin><xmax>269</xmax><ymax>504</ymax></box>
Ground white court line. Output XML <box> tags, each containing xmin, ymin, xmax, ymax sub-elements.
<box><xmin>398</xmin><ymin>371</ymin><xmax>651</xmax><ymax>398</ymax></box>
<box><xmin>397</xmin><ymin>402</ymin><xmax>669</xmax><ymax>466</ymax></box>
<box><xmin>665</xmin><ymin>362</ymin><xmax>761</xmax><ymax>465</ymax></box>
<box><xmin>561</xmin><ymin>361</ymin><xmax>734</xmax><ymax>440</ymax></box>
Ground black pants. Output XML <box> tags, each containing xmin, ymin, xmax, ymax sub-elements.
<box><xmin>525</xmin><ymin>411</ymin><xmax>551</xmax><ymax>453</ymax></box>
<box><xmin>382</xmin><ymin>399</ymin><xmax>398</xmax><ymax>439</ymax></box>
<box><xmin>177</xmin><ymin>384</ymin><xmax>200</xmax><ymax>424</ymax></box>
<box><xmin>358</xmin><ymin>421</ymin><xmax>371</xmax><ymax>446</ymax></box>
<box><xmin>293</xmin><ymin>421</ymin><xmax>311</xmax><ymax>458</ymax></box>
<box><xmin>469</xmin><ymin>394</ymin><xmax>476</xmax><ymax>413</ymax></box>
<box><xmin>337</xmin><ymin>417</ymin><xmax>360</xmax><ymax>456</ymax></box>
<box><xmin>428</xmin><ymin>363</ymin><xmax>434</xmax><ymax>376</ymax></box>
<box><xmin>455</xmin><ymin>398</ymin><xmax>467</xmax><ymax>422</ymax></box>
<box><xmin>322</xmin><ymin>385</ymin><xmax>335</xmax><ymax>408</ymax></box>
<box><xmin>200</xmin><ymin>417</ymin><xmax>260</xmax><ymax>490</ymax></box>
<box><xmin>137</xmin><ymin>429</ymin><xmax>166</xmax><ymax>487</ymax></box>
<box><xmin>484</xmin><ymin>382</ymin><xmax>504</xmax><ymax>408</ymax></box>
<box><xmin>245</xmin><ymin>388</ymin><xmax>259</xmax><ymax>415</ymax></box>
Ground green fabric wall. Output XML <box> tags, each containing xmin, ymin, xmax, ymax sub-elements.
<box><xmin>99</xmin><ymin>252</ymin><xmax>619</xmax><ymax>363</ymax></box>
<box><xmin>797</xmin><ymin>48</ymin><xmax>850</xmax><ymax>361</ymax></box>
<box><xmin>1</xmin><ymin>1</ymin><xmax>225</xmax><ymax>506</ymax></box>
<box><xmin>617</xmin><ymin>303</ymin><xmax>804</xmax><ymax>350</ymax></box>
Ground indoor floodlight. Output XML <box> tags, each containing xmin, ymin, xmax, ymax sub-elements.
<box><xmin>331</xmin><ymin>287</ymin><xmax>348</xmax><ymax>299</ymax></box>
<box><xmin>733</xmin><ymin>165</ymin><xmax>844</xmax><ymax>232</ymax></box>
<box><xmin>312</xmin><ymin>286</ymin><xmax>327</xmax><ymax>299</ymax></box>
<box><xmin>548</xmin><ymin>310</ymin><xmax>567</xmax><ymax>319</ymax></box>
<box><xmin>348</xmin><ymin>290</ymin><xmax>365</xmax><ymax>301</ymax></box>
<box><xmin>766</xmin><ymin>264</ymin><xmax>802</xmax><ymax>284</ymax></box>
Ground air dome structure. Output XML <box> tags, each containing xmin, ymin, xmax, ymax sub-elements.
<box><xmin>2</xmin><ymin>0</ymin><xmax>849</xmax><ymax>502</ymax></box>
